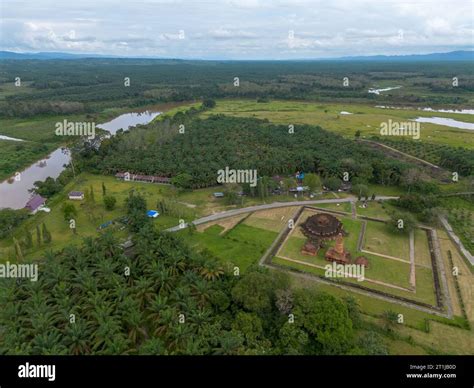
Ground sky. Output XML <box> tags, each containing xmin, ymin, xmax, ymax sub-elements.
<box><xmin>0</xmin><ymin>0</ymin><xmax>473</xmax><ymax>59</ymax></box>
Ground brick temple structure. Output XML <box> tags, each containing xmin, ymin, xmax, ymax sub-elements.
<box><xmin>301</xmin><ymin>241</ymin><xmax>319</xmax><ymax>256</ymax></box>
<box><xmin>354</xmin><ymin>256</ymin><xmax>370</xmax><ymax>268</ymax></box>
<box><xmin>300</xmin><ymin>213</ymin><xmax>343</xmax><ymax>256</ymax></box>
<box><xmin>301</xmin><ymin>213</ymin><xmax>344</xmax><ymax>241</ymax></box>
<box><xmin>299</xmin><ymin>212</ymin><xmax>369</xmax><ymax>268</ymax></box>
<box><xmin>325</xmin><ymin>233</ymin><xmax>351</xmax><ymax>265</ymax></box>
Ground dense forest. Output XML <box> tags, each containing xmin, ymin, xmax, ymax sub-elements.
<box><xmin>0</xmin><ymin>212</ymin><xmax>388</xmax><ymax>355</ymax></box>
<box><xmin>76</xmin><ymin>114</ymin><xmax>409</xmax><ymax>189</ymax></box>
<box><xmin>1</xmin><ymin>59</ymin><xmax>473</xmax><ymax>117</ymax></box>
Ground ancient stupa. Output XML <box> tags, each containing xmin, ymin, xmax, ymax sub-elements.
<box><xmin>300</xmin><ymin>213</ymin><xmax>343</xmax><ymax>241</ymax></box>
<box><xmin>325</xmin><ymin>233</ymin><xmax>351</xmax><ymax>264</ymax></box>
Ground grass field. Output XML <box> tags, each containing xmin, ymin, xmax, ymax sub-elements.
<box><xmin>363</xmin><ymin>221</ymin><xmax>410</xmax><ymax>260</ymax></box>
<box><xmin>179</xmin><ymin>223</ymin><xmax>278</xmax><ymax>271</ymax></box>
<box><xmin>243</xmin><ymin>206</ymin><xmax>300</xmax><ymax>232</ymax></box>
<box><xmin>200</xmin><ymin>99</ymin><xmax>474</xmax><ymax>149</ymax></box>
<box><xmin>414</xmin><ymin>229</ymin><xmax>433</xmax><ymax>267</ymax></box>
<box><xmin>0</xmin><ymin>173</ymin><xmax>193</xmax><ymax>260</ymax></box>
<box><xmin>276</xmin><ymin>236</ymin><xmax>412</xmax><ymax>289</ymax></box>
<box><xmin>355</xmin><ymin>201</ymin><xmax>393</xmax><ymax>220</ymax></box>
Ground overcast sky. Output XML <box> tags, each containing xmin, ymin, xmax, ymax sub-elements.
<box><xmin>1</xmin><ymin>0</ymin><xmax>473</xmax><ymax>59</ymax></box>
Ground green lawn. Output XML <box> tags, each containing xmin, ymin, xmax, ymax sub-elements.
<box><xmin>356</xmin><ymin>201</ymin><xmax>394</xmax><ymax>220</ymax></box>
<box><xmin>363</xmin><ymin>221</ymin><xmax>410</xmax><ymax>260</ymax></box>
<box><xmin>277</xmin><ymin>235</ymin><xmax>412</xmax><ymax>289</ymax></box>
<box><xmin>0</xmin><ymin>173</ymin><xmax>195</xmax><ymax>260</ymax></box>
<box><xmin>414</xmin><ymin>229</ymin><xmax>433</xmax><ymax>267</ymax></box>
<box><xmin>415</xmin><ymin>266</ymin><xmax>437</xmax><ymax>306</ymax></box>
<box><xmin>179</xmin><ymin>223</ymin><xmax>278</xmax><ymax>271</ymax></box>
<box><xmin>274</xmin><ymin>253</ymin><xmax>437</xmax><ymax>306</ymax></box>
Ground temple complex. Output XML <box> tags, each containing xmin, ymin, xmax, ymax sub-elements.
<box><xmin>299</xmin><ymin>212</ymin><xmax>369</xmax><ymax>268</ymax></box>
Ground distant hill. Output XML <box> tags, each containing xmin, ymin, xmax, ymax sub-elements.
<box><xmin>0</xmin><ymin>51</ymin><xmax>112</xmax><ymax>60</ymax></box>
<box><xmin>0</xmin><ymin>50</ymin><xmax>472</xmax><ymax>61</ymax></box>
<box><xmin>335</xmin><ymin>50</ymin><xmax>473</xmax><ymax>62</ymax></box>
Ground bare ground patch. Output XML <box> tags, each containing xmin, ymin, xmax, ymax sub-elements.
<box><xmin>244</xmin><ymin>206</ymin><xmax>300</xmax><ymax>232</ymax></box>
<box><xmin>197</xmin><ymin>214</ymin><xmax>248</xmax><ymax>234</ymax></box>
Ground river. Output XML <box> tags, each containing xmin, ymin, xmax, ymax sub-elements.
<box><xmin>0</xmin><ymin>110</ymin><xmax>161</xmax><ymax>210</ymax></box>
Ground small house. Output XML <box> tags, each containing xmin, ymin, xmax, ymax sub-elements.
<box><xmin>24</xmin><ymin>195</ymin><xmax>46</xmax><ymax>214</ymax></box>
<box><xmin>68</xmin><ymin>191</ymin><xmax>84</xmax><ymax>200</ymax></box>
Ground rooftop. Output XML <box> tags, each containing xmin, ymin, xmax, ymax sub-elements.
<box><xmin>24</xmin><ymin>195</ymin><xmax>46</xmax><ymax>211</ymax></box>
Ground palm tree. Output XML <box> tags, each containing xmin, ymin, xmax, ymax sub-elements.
<box><xmin>64</xmin><ymin>320</ymin><xmax>92</xmax><ymax>355</ymax></box>
<box><xmin>191</xmin><ymin>279</ymin><xmax>211</xmax><ymax>307</ymax></box>
<box><xmin>91</xmin><ymin>315</ymin><xmax>122</xmax><ymax>352</ymax></box>
<box><xmin>200</xmin><ymin>261</ymin><xmax>224</xmax><ymax>281</ymax></box>
<box><xmin>138</xmin><ymin>337</ymin><xmax>166</xmax><ymax>355</ymax></box>
<box><xmin>188</xmin><ymin>307</ymin><xmax>212</xmax><ymax>327</ymax></box>
<box><xmin>170</xmin><ymin>285</ymin><xmax>193</xmax><ymax>311</ymax></box>
<box><xmin>123</xmin><ymin>306</ymin><xmax>148</xmax><ymax>345</ymax></box>
<box><xmin>72</xmin><ymin>268</ymin><xmax>98</xmax><ymax>294</ymax></box>
<box><xmin>167</xmin><ymin>323</ymin><xmax>194</xmax><ymax>353</ymax></box>
<box><xmin>153</xmin><ymin>306</ymin><xmax>176</xmax><ymax>337</ymax></box>
<box><xmin>155</xmin><ymin>268</ymin><xmax>174</xmax><ymax>296</ymax></box>
<box><xmin>31</xmin><ymin>330</ymin><xmax>66</xmax><ymax>355</ymax></box>
<box><xmin>147</xmin><ymin>295</ymin><xmax>169</xmax><ymax>335</ymax></box>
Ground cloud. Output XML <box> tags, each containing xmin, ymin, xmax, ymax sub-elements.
<box><xmin>207</xmin><ymin>28</ymin><xmax>259</xmax><ymax>40</ymax></box>
<box><xmin>0</xmin><ymin>0</ymin><xmax>472</xmax><ymax>59</ymax></box>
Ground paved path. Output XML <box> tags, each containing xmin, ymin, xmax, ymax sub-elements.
<box><xmin>165</xmin><ymin>196</ymin><xmax>399</xmax><ymax>232</ymax></box>
<box><xmin>351</xmin><ymin>201</ymin><xmax>356</xmax><ymax>219</ymax></box>
<box><xmin>356</xmin><ymin>220</ymin><xmax>366</xmax><ymax>252</ymax></box>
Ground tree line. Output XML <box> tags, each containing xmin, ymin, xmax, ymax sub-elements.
<box><xmin>76</xmin><ymin>115</ymin><xmax>410</xmax><ymax>190</ymax></box>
